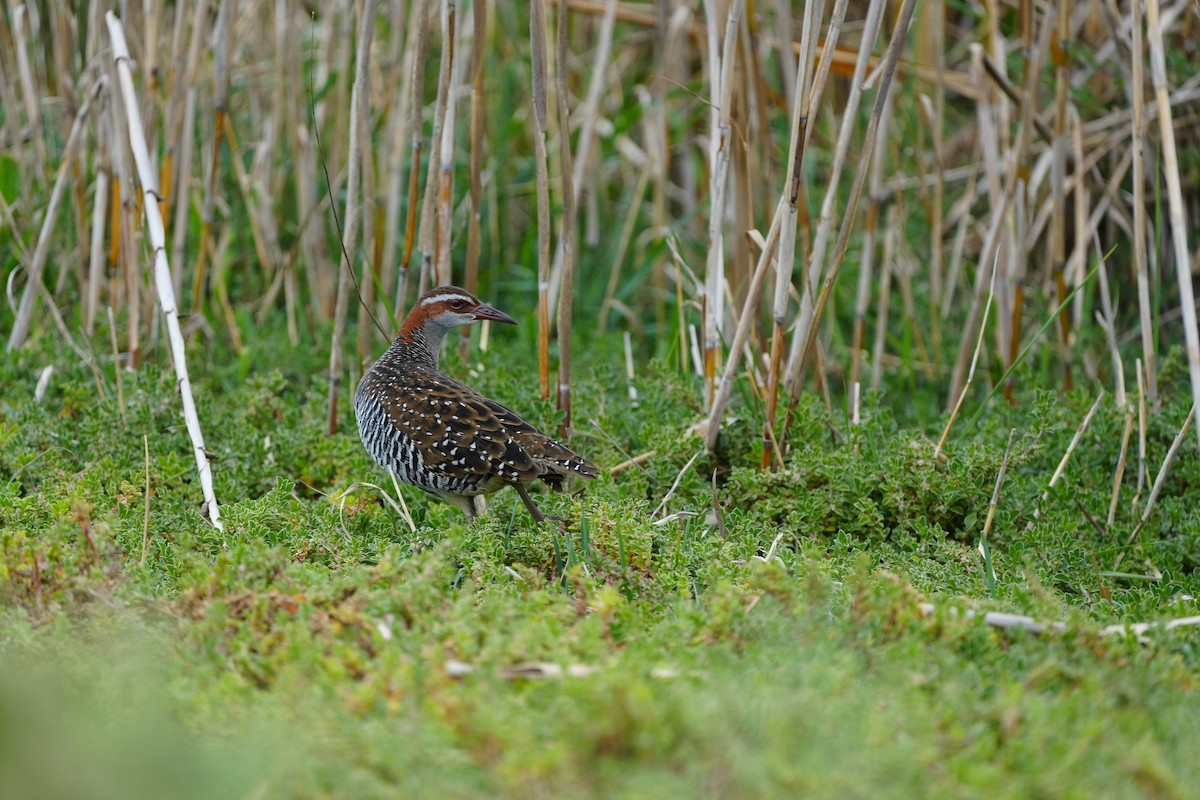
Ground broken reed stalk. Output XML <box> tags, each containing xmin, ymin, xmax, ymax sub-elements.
<box><xmin>1113</xmin><ymin>404</ymin><xmax>1196</xmax><ymax>570</ymax></box>
<box><xmin>763</xmin><ymin>0</ymin><xmax>822</xmax><ymax>469</ymax></box>
<box><xmin>141</xmin><ymin>433</ymin><xmax>151</xmax><ymax>565</ymax></box>
<box><xmin>460</xmin><ymin>0</ymin><xmax>488</xmax><ymax>358</ymax></box>
<box><xmin>326</xmin><ymin>0</ymin><xmax>377</xmax><ymax>437</ymax></box>
<box><xmin>1047</xmin><ymin>390</ymin><xmax>1105</xmax><ymax>493</ymax></box>
<box><xmin>106</xmin><ymin>11</ymin><xmax>222</xmax><ymax>531</ymax></box>
<box><xmin>554</xmin><ymin>0</ymin><xmax>578</xmax><ymax>440</ymax></box>
<box><xmin>1129</xmin><ymin>0</ymin><xmax>1158</xmax><ymax>409</ymax></box>
<box><xmin>8</xmin><ymin>78</ymin><xmax>105</xmax><ymax>351</ymax></box>
<box><xmin>1135</xmin><ymin>358</ymin><xmax>1148</xmax><ymax>501</ymax></box>
<box><xmin>705</xmin><ymin>201</ymin><xmax>785</xmax><ymax>451</ymax></box>
<box><xmin>1108</xmin><ymin>403</ymin><xmax>1135</xmax><ymax>529</ymax></box>
<box><xmin>979</xmin><ymin>428</ymin><xmax>1017</xmax><ymax>589</ymax></box>
<box><xmin>530</xmin><ymin>0</ymin><xmax>552</xmax><ymax>401</ymax></box>
<box><xmin>1145</xmin><ymin>0</ymin><xmax>1200</xmax><ymax>450</ymax></box>
<box><xmin>701</xmin><ymin>0</ymin><xmax>744</xmax><ymax>412</ymax></box>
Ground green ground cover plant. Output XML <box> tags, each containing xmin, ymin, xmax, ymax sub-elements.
<box><xmin>3</xmin><ymin>325</ymin><xmax>1199</xmax><ymax>798</ymax></box>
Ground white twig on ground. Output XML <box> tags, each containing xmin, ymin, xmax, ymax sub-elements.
<box><xmin>920</xmin><ymin>602</ymin><xmax>1200</xmax><ymax>643</ymax></box>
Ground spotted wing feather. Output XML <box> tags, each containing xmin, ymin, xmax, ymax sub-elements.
<box><xmin>376</xmin><ymin>374</ymin><xmax>546</xmax><ymax>485</ymax></box>
<box><xmin>479</xmin><ymin>398</ymin><xmax>600</xmax><ymax>485</ymax></box>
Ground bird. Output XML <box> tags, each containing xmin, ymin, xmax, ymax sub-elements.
<box><xmin>355</xmin><ymin>285</ymin><xmax>599</xmax><ymax>523</ymax></box>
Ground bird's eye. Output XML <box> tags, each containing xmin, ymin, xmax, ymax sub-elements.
<box><xmin>450</xmin><ymin>299</ymin><xmax>466</xmax><ymax>309</ymax></box>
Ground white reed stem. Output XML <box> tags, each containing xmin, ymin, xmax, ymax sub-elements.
<box><xmin>106</xmin><ymin>12</ymin><xmax>222</xmax><ymax>531</ymax></box>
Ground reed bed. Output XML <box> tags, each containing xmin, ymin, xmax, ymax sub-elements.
<box><xmin>2</xmin><ymin>0</ymin><xmax>1198</xmax><ymax>488</ymax></box>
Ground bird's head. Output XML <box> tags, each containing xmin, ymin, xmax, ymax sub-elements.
<box><xmin>398</xmin><ymin>286</ymin><xmax>517</xmax><ymax>342</ymax></box>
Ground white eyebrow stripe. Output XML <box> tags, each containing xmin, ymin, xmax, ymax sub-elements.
<box><xmin>421</xmin><ymin>293</ymin><xmax>473</xmax><ymax>307</ymax></box>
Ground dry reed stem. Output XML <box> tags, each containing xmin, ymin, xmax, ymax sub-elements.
<box><xmin>783</xmin><ymin>0</ymin><xmax>885</xmax><ymax>395</ymax></box>
<box><xmin>106</xmin><ymin>306</ymin><xmax>125</xmax><ymax>416</ymax></box>
<box><xmin>531</xmin><ymin>0</ymin><xmax>552</xmax><ymax>401</ymax></box>
<box><xmin>461</xmin><ymin>0</ymin><xmax>488</xmax><ymax>358</ymax></box>
<box><xmin>763</xmin><ymin>0</ymin><xmax>822</xmax><ymax>468</ymax></box>
<box><xmin>852</xmin><ymin>88</ymin><xmax>894</xmax><ymax>392</ymax></box>
<box><xmin>1047</xmin><ymin>390</ymin><xmax>1104</xmax><ymax>491</ymax></box>
<box><xmin>358</xmin><ymin>42</ymin><xmax>382</xmax><ymax>360</ymax></box>
<box><xmin>1049</xmin><ymin>0</ymin><xmax>1072</xmax><ymax>388</ymax></box>
<box><xmin>169</xmin><ymin>0</ymin><xmax>205</xmax><ymax>301</ymax></box>
<box><xmin>870</xmin><ymin>203</ymin><xmax>898</xmax><ymax>392</ymax></box>
<box><xmin>980</xmin><ymin>428</ymin><xmax>1017</xmax><ymax>563</ymax></box>
<box><xmin>1129</xmin><ymin>0</ymin><xmax>1158</xmax><ymax>409</ymax></box>
<box><xmin>8</xmin><ymin>78</ymin><xmax>105</xmax><ymax>351</ymax></box>
<box><xmin>917</xmin><ymin>94</ymin><xmax>944</xmax><ymax>362</ymax></box>
<box><xmin>140</xmin><ymin>433</ymin><xmax>150</xmax><ymax>565</ymax></box>
<box><xmin>1145</xmin><ymin>0</ymin><xmax>1200</xmax><ymax>449</ymax></box>
<box><xmin>609</xmin><ymin>450</ymin><xmax>656</xmax><ymax>475</ymax></box>
<box><xmin>565</xmin><ymin>0</ymin><xmax>976</xmax><ymax>97</ymax></box>
<box><xmin>1113</xmin><ymin>404</ymin><xmax>1196</xmax><ymax>570</ymax></box>
<box><xmin>554</xmin><ymin>0</ymin><xmax>578</xmax><ymax>440</ymax></box>
<box><xmin>12</xmin><ymin>6</ymin><xmax>47</xmax><ymax>179</ymax></box>
<box><xmin>547</xmin><ymin>0</ymin><xmax>618</xmax><ymax>316</ymax></box>
<box><xmin>380</xmin><ymin>2</ymin><xmax>416</xmax><ymax>319</ymax></box>
<box><xmin>1136</xmin><ymin>359</ymin><xmax>1148</xmax><ymax>501</ymax></box>
<box><xmin>597</xmin><ymin>160</ymin><xmax>651</xmax><ymax>334</ymax></box>
<box><xmin>935</xmin><ymin>251</ymin><xmax>997</xmax><ymax>459</ymax></box>
<box><xmin>418</xmin><ymin>0</ymin><xmax>455</xmax><ymax>293</ymax></box>
<box><xmin>192</xmin><ymin>0</ymin><xmax>234</xmax><ymax>316</ymax></box>
<box><xmin>773</xmin><ymin>0</ymin><xmax>796</xmax><ymax>108</ymax></box>
<box><xmin>947</xmin><ymin>25</ymin><xmax>1048</xmax><ymax>408</ymax></box>
<box><xmin>801</xmin><ymin>0</ymin><xmax>845</xmax><ymax>156</ymax></box>
<box><xmin>85</xmin><ymin>101</ymin><xmax>110</xmax><ymax>335</ymax></box>
<box><xmin>106</xmin><ymin>11</ymin><xmax>222</xmax><ymax>531</ymax></box>
<box><xmin>788</xmin><ymin>0</ymin><xmax>915</xmax><ymax>396</ymax></box>
<box><xmin>434</xmin><ymin>1</ymin><xmax>458</xmax><ymax>288</ymax></box>
<box><xmin>1108</xmin><ymin>405</ymin><xmax>1135</xmax><ymax>529</ymax></box>
<box><xmin>397</xmin><ymin>0</ymin><xmax>432</xmax><ymax>314</ymax></box>
<box><xmin>702</xmin><ymin>0</ymin><xmax>744</xmax><ymax>411</ymax></box>
<box><xmin>704</xmin><ymin>200</ymin><xmax>785</xmax><ymax>451</ymax></box>
<box><xmin>326</xmin><ymin>0</ymin><xmax>377</xmax><ymax>437</ymax></box>
<box><xmin>1092</xmin><ymin>142</ymin><xmax>1126</xmax><ymax>411</ymax></box>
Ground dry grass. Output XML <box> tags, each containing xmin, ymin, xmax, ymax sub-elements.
<box><xmin>1</xmin><ymin>0</ymin><xmax>1198</xmax><ymax>478</ymax></box>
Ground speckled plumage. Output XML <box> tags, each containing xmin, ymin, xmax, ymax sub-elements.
<box><xmin>355</xmin><ymin>286</ymin><xmax>598</xmax><ymax>521</ymax></box>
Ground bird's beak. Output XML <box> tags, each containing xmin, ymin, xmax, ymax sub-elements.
<box><xmin>472</xmin><ymin>303</ymin><xmax>517</xmax><ymax>325</ymax></box>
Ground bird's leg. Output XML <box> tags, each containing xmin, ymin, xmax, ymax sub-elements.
<box><xmin>513</xmin><ymin>483</ymin><xmax>546</xmax><ymax>522</ymax></box>
<box><xmin>514</xmin><ymin>483</ymin><xmax>566</xmax><ymax>525</ymax></box>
